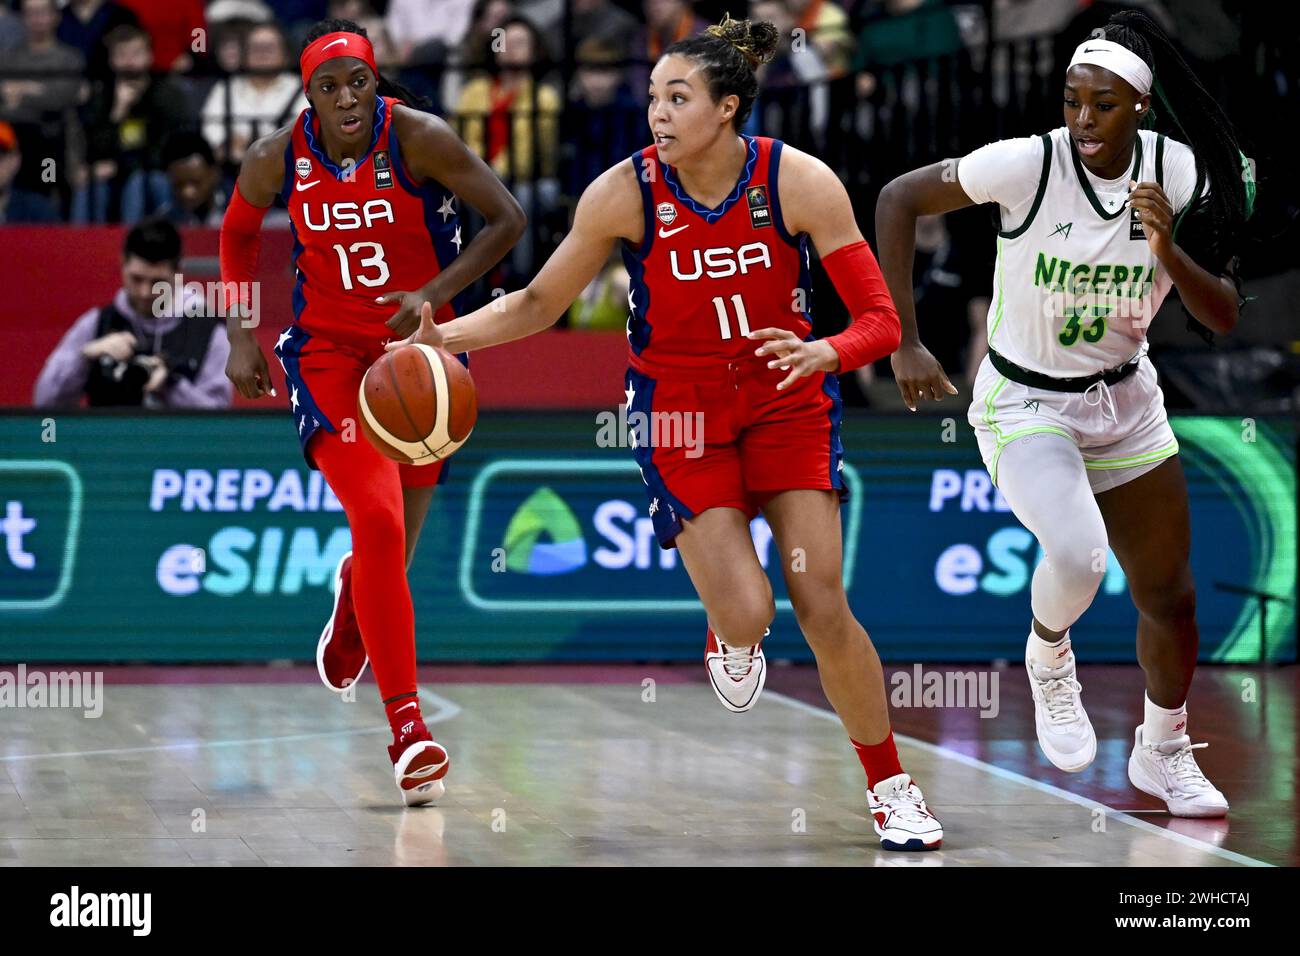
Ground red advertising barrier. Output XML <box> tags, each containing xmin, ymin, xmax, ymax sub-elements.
<box><xmin>0</xmin><ymin>226</ymin><xmax>623</xmax><ymax>410</ymax></box>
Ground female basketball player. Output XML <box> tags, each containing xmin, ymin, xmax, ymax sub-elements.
<box><xmin>220</xmin><ymin>18</ymin><xmax>526</xmax><ymax>805</ymax></box>
<box><xmin>392</xmin><ymin>16</ymin><xmax>943</xmax><ymax>850</ymax></box>
<box><xmin>876</xmin><ymin>11</ymin><xmax>1250</xmax><ymax>816</ymax></box>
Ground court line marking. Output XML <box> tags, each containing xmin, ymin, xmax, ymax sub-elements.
<box><xmin>0</xmin><ymin>686</ymin><xmax>461</xmax><ymax>763</ymax></box>
<box><xmin>766</xmin><ymin>691</ymin><xmax>1272</xmax><ymax>868</ymax></box>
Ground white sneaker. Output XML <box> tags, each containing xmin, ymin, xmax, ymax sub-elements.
<box><xmin>704</xmin><ymin>625</ymin><xmax>767</xmax><ymax>713</ymax></box>
<box><xmin>1127</xmin><ymin>726</ymin><xmax>1229</xmax><ymax>818</ymax></box>
<box><xmin>868</xmin><ymin>773</ymin><xmax>943</xmax><ymax>851</ymax></box>
<box><xmin>1025</xmin><ymin>639</ymin><xmax>1096</xmax><ymax>772</ymax></box>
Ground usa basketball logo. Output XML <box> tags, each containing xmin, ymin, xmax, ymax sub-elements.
<box><xmin>656</xmin><ymin>202</ymin><xmax>677</xmax><ymax>226</ymax></box>
<box><xmin>296</xmin><ymin>158</ymin><xmax>312</xmax><ymax>180</ymax></box>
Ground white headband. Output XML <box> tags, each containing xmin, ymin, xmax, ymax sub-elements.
<box><xmin>1067</xmin><ymin>38</ymin><xmax>1152</xmax><ymax>96</ymax></box>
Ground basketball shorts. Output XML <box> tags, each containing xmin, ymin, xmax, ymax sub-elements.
<box><xmin>968</xmin><ymin>352</ymin><xmax>1179</xmax><ymax>494</ymax></box>
<box><xmin>626</xmin><ymin>356</ymin><xmax>848</xmax><ymax>549</ymax></box>
<box><xmin>273</xmin><ymin>324</ymin><xmax>447</xmax><ymax>489</ymax></box>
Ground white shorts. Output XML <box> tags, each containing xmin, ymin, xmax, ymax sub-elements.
<box><xmin>968</xmin><ymin>354</ymin><xmax>1179</xmax><ymax>493</ymax></box>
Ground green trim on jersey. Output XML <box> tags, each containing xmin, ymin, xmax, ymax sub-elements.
<box><xmin>1082</xmin><ymin>441</ymin><xmax>1180</xmax><ymax>470</ymax></box>
<box><xmin>987</xmin><ymin>237</ymin><xmax>1007</xmax><ymax>343</ymax></box>
<box><xmin>1155</xmin><ymin>133</ymin><xmax>1165</xmax><ymax>188</ymax></box>
<box><xmin>988</xmin><ymin>425</ymin><xmax>1075</xmax><ymax>486</ymax></box>
<box><xmin>999</xmin><ymin>133</ymin><xmax>1053</xmax><ymax>240</ymax></box>
<box><xmin>1071</xmin><ymin>133</ymin><xmax>1143</xmax><ymax>221</ymax></box>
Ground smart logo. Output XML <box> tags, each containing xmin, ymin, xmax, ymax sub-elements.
<box><xmin>461</xmin><ymin>459</ymin><xmax>861</xmax><ymax>611</ymax></box>
<box><xmin>0</xmin><ymin>461</ymin><xmax>81</xmax><ymax>610</ymax></box>
<box><xmin>503</xmin><ymin>487</ymin><xmax>587</xmax><ymax>575</ymax></box>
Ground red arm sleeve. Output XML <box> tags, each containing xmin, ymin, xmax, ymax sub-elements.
<box><xmin>219</xmin><ymin>184</ymin><xmax>270</xmax><ymax>314</ymax></box>
<box><xmin>821</xmin><ymin>240</ymin><xmax>902</xmax><ymax>373</ymax></box>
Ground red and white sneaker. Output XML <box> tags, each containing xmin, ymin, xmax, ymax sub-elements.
<box><xmin>868</xmin><ymin>773</ymin><xmax>944</xmax><ymax>851</ymax></box>
<box><xmin>317</xmin><ymin>551</ymin><xmax>369</xmax><ymax>693</ymax></box>
<box><xmin>388</xmin><ymin>719</ymin><xmax>450</xmax><ymax>807</ymax></box>
<box><xmin>704</xmin><ymin>625</ymin><xmax>767</xmax><ymax>713</ymax></box>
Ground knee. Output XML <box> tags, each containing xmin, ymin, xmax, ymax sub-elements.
<box><xmin>1043</xmin><ymin>530</ymin><xmax>1109</xmax><ymax>595</ymax></box>
<box><xmin>350</xmin><ymin>498</ymin><xmax>404</xmax><ymax>542</ymax></box>
<box><xmin>1132</xmin><ymin>572</ymin><xmax>1196</xmax><ymax>624</ymax></box>
<box><xmin>711</xmin><ymin>583</ymin><xmax>775</xmax><ymax>646</ymax></box>
<box><xmin>791</xmin><ymin>582</ymin><xmax>853</xmax><ymax>648</ymax></box>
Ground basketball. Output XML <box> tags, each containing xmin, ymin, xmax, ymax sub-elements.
<box><xmin>357</xmin><ymin>344</ymin><xmax>477</xmax><ymax>465</ymax></box>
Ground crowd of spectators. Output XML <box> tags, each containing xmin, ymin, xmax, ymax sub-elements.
<box><xmin>4</xmin><ymin>1</ymin><xmax>1290</xmax><ymax>407</ymax></box>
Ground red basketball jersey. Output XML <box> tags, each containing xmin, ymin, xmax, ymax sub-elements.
<box><xmin>622</xmin><ymin>135</ymin><xmax>813</xmax><ymax>377</ymax></box>
<box><xmin>282</xmin><ymin>96</ymin><xmax>462</xmax><ymax>351</ymax></box>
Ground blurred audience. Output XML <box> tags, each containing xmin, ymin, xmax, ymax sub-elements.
<box><xmin>33</xmin><ymin>217</ymin><xmax>232</xmax><ymax>409</ymax></box>
<box><xmin>57</xmin><ymin>0</ymin><xmax>141</xmax><ymax>79</ymax></box>
<box><xmin>563</xmin><ymin>34</ymin><xmax>639</xmax><ymax>196</ymax></box>
<box><xmin>116</xmin><ymin>0</ymin><xmax>207</xmax><ymax>72</ymax></box>
<box><xmin>201</xmin><ymin>21</ymin><xmax>301</xmax><ymax>167</ymax></box>
<box><xmin>76</xmin><ymin>23</ymin><xmax>192</xmax><ymax>223</ymax></box>
<box><xmin>0</xmin><ymin>121</ymin><xmax>59</xmax><ymax>222</ymax></box>
<box><xmin>157</xmin><ymin>129</ymin><xmax>226</xmax><ymax>226</ymax></box>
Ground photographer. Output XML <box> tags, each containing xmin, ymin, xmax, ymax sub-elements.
<box><xmin>32</xmin><ymin>217</ymin><xmax>232</xmax><ymax>408</ymax></box>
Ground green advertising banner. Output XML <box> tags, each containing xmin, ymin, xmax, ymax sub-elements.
<box><xmin>0</xmin><ymin>411</ymin><xmax>1293</xmax><ymax>663</ymax></box>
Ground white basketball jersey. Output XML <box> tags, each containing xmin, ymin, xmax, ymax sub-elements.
<box><xmin>965</xmin><ymin>128</ymin><xmax>1203</xmax><ymax>377</ymax></box>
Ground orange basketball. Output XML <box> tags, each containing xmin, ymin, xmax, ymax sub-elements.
<box><xmin>358</xmin><ymin>344</ymin><xmax>477</xmax><ymax>465</ymax></box>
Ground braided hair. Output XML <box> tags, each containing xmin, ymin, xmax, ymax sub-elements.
<box><xmin>1101</xmin><ymin>10</ymin><xmax>1252</xmax><ymax>261</ymax></box>
<box><xmin>301</xmin><ymin>19</ymin><xmax>431</xmax><ymax>111</ymax></box>
<box><xmin>662</xmin><ymin>14</ymin><xmax>779</xmax><ymax>131</ymax></box>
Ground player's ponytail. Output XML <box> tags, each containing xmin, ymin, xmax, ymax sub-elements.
<box><xmin>663</xmin><ymin>14</ymin><xmax>780</xmax><ymax>130</ymax></box>
<box><xmin>1102</xmin><ymin>10</ymin><xmax>1252</xmax><ymax>262</ymax></box>
<box><xmin>301</xmin><ymin>18</ymin><xmax>431</xmax><ymax>111</ymax></box>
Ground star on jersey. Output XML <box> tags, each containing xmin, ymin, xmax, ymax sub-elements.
<box><xmin>290</xmin><ymin>386</ymin><xmax>300</xmax><ymax>410</ymax></box>
<box><xmin>436</xmin><ymin>194</ymin><xmax>456</xmax><ymax>222</ymax></box>
<box><xmin>624</xmin><ymin>383</ymin><xmax>636</xmax><ymax>407</ymax></box>
<box><xmin>451</xmin><ymin>225</ymin><xmax>463</xmax><ymax>253</ymax></box>
<box><xmin>276</xmin><ymin>330</ymin><xmax>292</xmax><ymax>351</ymax></box>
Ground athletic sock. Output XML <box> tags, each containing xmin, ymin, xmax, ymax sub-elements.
<box><xmin>385</xmin><ymin>693</ymin><xmax>424</xmax><ymax>741</ymax></box>
<box><xmin>1141</xmin><ymin>693</ymin><xmax>1188</xmax><ymax>747</ymax></box>
<box><xmin>851</xmin><ymin>731</ymin><xmax>904</xmax><ymax>790</ymax></box>
<box><xmin>1028</xmin><ymin>626</ymin><xmax>1071</xmax><ymax>670</ymax></box>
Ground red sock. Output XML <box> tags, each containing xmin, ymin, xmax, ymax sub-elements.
<box><xmin>311</xmin><ymin>431</ymin><xmax>418</xmax><ymax>713</ymax></box>
<box><xmin>850</xmin><ymin>731</ymin><xmax>904</xmax><ymax>789</ymax></box>
<box><xmin>384</xmin><ymin>693</ymin><xmax>424</xmax><ymax>740</ymax></box>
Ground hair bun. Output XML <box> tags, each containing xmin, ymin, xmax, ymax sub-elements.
<box><xmin>705</xmin><ymin>14</ymin><xmax>779</xmax><ymax>70</ymax></box>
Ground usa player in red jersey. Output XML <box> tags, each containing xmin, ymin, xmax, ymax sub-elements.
<box><xmin>219</xmin><ymin>18</ymin><xmax>525</xmax><ymax>805</ymax></box>
<box><xmin>393</xmin><ymin>16</ymin><xmax>944</xmax><ymax>850</ymax></box>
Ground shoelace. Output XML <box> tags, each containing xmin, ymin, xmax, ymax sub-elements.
<box><xmin>877</xmin><ymin>783</ymin><xmax>932</xmax><ymax>823</ymax></box>
<box><xmin>717</xmin><ymin>628</ymin><xmax>768</xmax><ymax>679</ymax></box>
<box><xmin>1083</xmin><ymin>379</ymin><xmax>1119</xmax><ymax>425</ymax></box>
<box><xmin>1162</xmin><ymin>741</ymin><xmax>1214</xmax><ymax>791</ymax></box>
<box><xmin>1037</xmin><ymin>675</ymin><xmax>1085</xmax><ymax>725</ymax></box>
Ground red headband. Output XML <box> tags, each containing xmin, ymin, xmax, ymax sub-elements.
<box><xmin>300</xmin><ymin>32</ymin><xmax>377</xmax><ymax>91</ymax></box>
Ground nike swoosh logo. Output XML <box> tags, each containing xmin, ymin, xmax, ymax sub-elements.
<box><xmin>322</xmin><ymin>38</ymin><xmax>348</xmax><ymax>52</ymax></box>
<box><xmin>658</xmin><ymin>224</ymin><xmax>689</xmax><ymax>238</ymax></box>
<box><xmin>395</xmin><ymin>701</ymin><xmax>418</xmax><ymax>713</ymax></box>
<box><xmin>1081</xmin><ymin>47</ymin><xmax>1106</xmax><ymax>53</ymax></box>
<box><xmin>295</xmin><ymin>180</ymin><xmax>320</xmax><ymax>192</ymax></box>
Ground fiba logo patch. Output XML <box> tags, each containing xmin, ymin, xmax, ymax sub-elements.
<box><xmin>373</xmin><ymin>149</ymin><xmax>393</xmax><ymax>190</ymax></box>
<box><xmin>295</xmin><ymin>157</ymin><xmax>312</xmax><ymax>180</ymax></box>
<box><xmin>746</xmin><ymin>185</ymin><xmax>771</xmax><ymax>229</ymax></box>
<box><xmin>656</xmin><ymin>202</ymin><xmax>677</xmax><ymax>225</ymax></box>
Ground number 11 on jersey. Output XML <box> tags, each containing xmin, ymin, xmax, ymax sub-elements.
<box><xmin>713</xmin><ymin>294</ymin><xmax>751</xmax><ymax>341</ymax></box>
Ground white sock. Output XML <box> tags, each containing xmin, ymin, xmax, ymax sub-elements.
<box><xmin>1142</xmin><ymin>693</ymin><xmax>1188</xmax><ymax>747</ymax></box>
<box><xmin>1027</xmin><ymin>627</ymin><xmax>1071</xmax><ymax>670</ymax></box>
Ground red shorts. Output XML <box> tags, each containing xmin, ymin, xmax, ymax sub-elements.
<box><xmin>273</xmin><ymin>324</ymin><xmax>446</xmax><ymax>488</ymax></box>
<box><xmin>625</xmin><ymin>355</ymin><xmax>847</xmax><ymax>548</ymax></box>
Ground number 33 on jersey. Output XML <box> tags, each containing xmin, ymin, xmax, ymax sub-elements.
<box><xmin>283</xmin><ymin>95</ymin><xmax>464</xmax><ymax>350</ymax></box>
